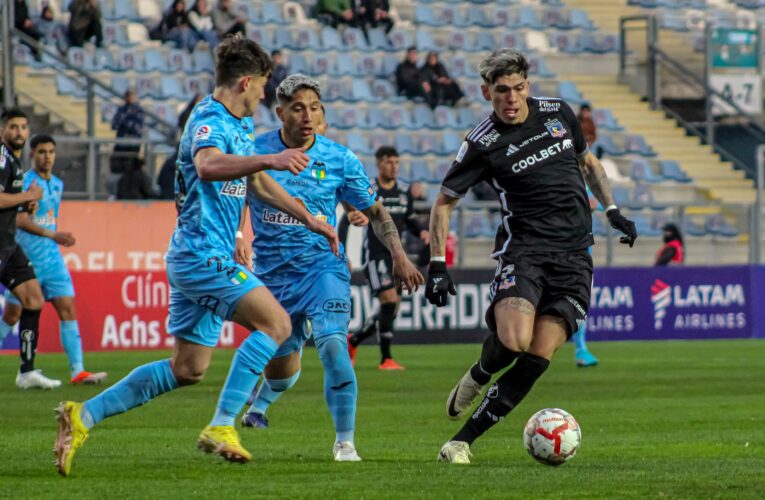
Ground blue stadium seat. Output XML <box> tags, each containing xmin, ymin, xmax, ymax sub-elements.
<box><xmin>465</xmin><ymin>210</ymin><xmax>494</xmax><ymax>238</ymax></box>
<box><xmin>367</xmin><ymin>28</ymin><xmax>391</xmax><ymax>51</ymax></box>
<box><xmin>311</xmin><ymin>53</ymin><xmax>334</xmax><ymax>76</ymax></box>
<box><xmin>366</xmin><ymin>107</ymin><xmax>387</xmax><ymax>129</ymax></box>
<box><xmin>631</xmin><ymin>159</ymin><xmax>665</xmax><ymax>183</ymax></box>
<box><xmin>684</xmin><ymin>217</ymin><xmax>709</xmax><ymax>237</ymax></box>
<box><xmin>550</xmin><ymin>32</ymin><xmax>583</xmax><ymax>54</ymax></box>
<box><xmin>419</xmin><ymin>133</ymin><xmax>442</xmax><ymax>155</ymax></box>
<box><xmin>544</xmin><ymin>8</ymin><xmax>572</xmax><ymax>29</ymax></box>
<box><xmin>593</xmin><ymin>135</ymin><xmax>626</xmax><ymax>156</ymax></box>
<box><xmin>592</xmin><ymin>214</ymin><xmax>608</xmax><ymax>236</ymax></box>
<box><xmin>593</xmin><ymin>108</ymin><xmax>623</xmax><ymax>131</ymax></box>
<box><xmin>253</xmin><ymin>105</ymin><xmax>277</xmax><ymax>128</ymax></box>
<box><xmin>55</xmin><ymin>74</ymin><xmax>81</xmax><ymax>96</ymax></box>
<box><xmin>389</xmin><ymin>29</ymin><xmax>414</xmax><ymax>51</ymax></box>
<box><xmin>443</xmin><ymin>132</ymin><xmax>462</xmax><ymax>153</ymax></box>
<box><xmin>395</xmin><ymin>133</ymin><xmax>417</xmax><ymax>155</ymax></box>
<box><xmin>659</xmin><ymin>160</ymin><xmax>692</xmax><ymax>182</ymax></box>
<box><xmin>364</xmin><ymin>162</ymin><xmax>378</xmax><ymax>179</ymax></box>
<box><xmin>341</xmin><ymin>108</ymin><xmax>366</xmax><ymax>129</ymax></box>
<box><xmin>626</xmin><ymin>135</ymin><xmax>657</xmax><ymax>156</ymax></box>
<box><xmin>153</xmin><ymin>102</ymin><xmax>178</xmax><ymax>126</ymax></box>
<box><xmin>442</xmin><ymin>5</ymin><xmax>469</xmax><ymax>28</ymax></box>
<box><xmin>558</xmin><ymin>81</ymin><xmax>586</xmax><ymax>105</ymax></box>
<box><xmin>343</xmin><ymin>28</ymin><xmax>370</xmax><ymax>51</ymax></box>
<box><xmin>324</xmin><ymin>79</ymin><xmax>345</xmax><ymax>101</ymax></box>
<box><xmin>357</xmin><ymin>54</ymin><xmax>381</xmax><ymax>77</ymax></box>
<box><xmin>372</xmin><ymin>80</ymin><xmax>400</xmax><ymax>101</ymax></box>
<box><xmin>102</xmin><ymin>21</ymin><xmax>126</xmax><ymax>46</ymax></box>
<box><xmin>413</xmin><ymin>105</ymin><xmax>436</xmax><ymax>129</ymax></box>
<box><xmin>273</xmin><ymin>28</ymin><xmax>293</xmax><ymax>49</ymax></box>
<box><xmin>593</xmin><ymin>34</ymin><xmax>620</xmax><ymax>54</ymax></box>
<box><xmin>411</xmin><ymin>160</ymin><xmax>432</xmax><ymax>182</ymax></box>
<box><xmin>260</xmin><ymin>2</ymin><xmax>286</xmax><ymax>24</ymax></box>
<box><xmin>571</xmin><ymin>9</ymin><xmax>595</xmax><ymax>29</ymax></box>
<box><xmin>184</xmin><ymin>76</ymin><xmax>210</xmax><ymax>98</ymax></box>
<box><xmin>118</xmin><ymin>48</ymin><xmax>142</xmax><ymax>71</ymax></box>
<box><xmin>611</xmin><ymin>186</ymin><xmax>632</xmax><ymax>206</ymax></box>
<box><xmin>474</xmin><ymin>32</ymin><xmax>496</xmax><ymax>51</ymax></box>
<box><xmin>389</xmin><ymin>107</ymin><xmax>415</xmax><ymax>129</ymax></box>
<box><xmin>113</xmin><ymin>1</ymin><xmax>138</xmax><ymax>20</ymax></box>
<box><xmin>143</xmin><ymin>49</ymin><xmax>166</xmax><ymax>73</ymax></box>
<box><xmin>415</xmin><ymin>5</ymin><xmax>444</xmax><ymax>26</ymax></box>
<box><xmin>351</xmin><ymin>79</ymin><xmax>376</xmax><ymax>102</ymax></box>
<box><xmin>249</xmin><ymin>26</ymin><xmax>274</xmax><ymax>49</ymax></box>
<box><xmin>289</xmin><ymin>53</ymin><xmax>310</xmax><ymax>74</ymax></box>
<box><xmin>706</xmin><ymin>214</ymin><xmax>739</xmax><ymax>237</ymax></box>
<box><xmin>528</xmin><ymin>57</ymin><xmax>556</xmax><ymax>78</ymax></box>
<box><xmin>336</xmin><ymin>55</ymin><xmax>356</xmax><ymax>76</ymax></box>
<box><xmin>94</xmin><ymin>48</ymin><xmax>117</xmax><ymax>71</ymax></box>
<box><xmin>67</xmin><ymin>47</ymin><xmax>92</xmax><ymax>71</ymax></box>
<box><xmin>161</xmin><ymin>75</ymin><xmax>186</xmax><ymax>100</ymax></box>
<box><xmin>110</xmin><ymin>76</ymin><xmax>130</xmax><ymax>96</ymax></box>
<box><xmin>370</xmin><ymin>133</ymin><xmax>392</xmax><ymax>153</ymax></box>
<box><xmin>498</xmin><ymin>32</ymin><xmax>527</xmax><ymax>51</ymax></box>
<box><xmin>382</xmin><ymin>54</ymin><xmax>400</xmax><ymax>77</ymax></box>
<box><xmin>434</xmin><ymin>106</ymin><xmax>459</xmax><ymax>129</ymax></box>
<box><xmin>515</xmin><ymin>6</ymin><xmax>544</xmax><ymax>29</ymax></box>
<box><xmin>416</xmin><ymin>30</ymin><xmax>440</xmax><ymax>51</ymax></box>
<box><xmin>321</xmin><ymin>27</ymin><xmax>344</xmax><ymax>50</ymax></box>
<box><xmin>449</xmin><ymin>31</ymin><xmax>473</xmax><ymax>52</ymax></box>
<box><xmin>628</xmin><ymin>184</ymin><xmax>666</xmax><ymax>211</ymax></box>
<box><xmin>493</xmin><ymin>6</ymin><xmax>513</xmax><ymax>27</ymax></box>
<box><xmin>631</xmin><ymin>214</ymin><xmax>661</xmax><ymax>237</ymax></box>
<box><xmin>467</xmin><ymin>7</ymin><xmax>497</xmax><ymax>27</ymax></box>
<box><xmin>237</xmin><ymin>2</ymin><xmax>258</xmax><ymax>22</ymax></box>
<box><xmin>323</xmin><ymin>106</ymin><xmax>343</xmax><ymax>129</ymax></box>
<box><xmin>458</xmin><ymin>107</ymin><xmax>482</xmax><ymax>128</ymax></box>
<box><xmin>293</xmin><ymin>27</ymin><xmax>319</xmax><ymax>50</ymax></box>
<box><xmin>435</xmin><ymin>159</ymin><xmax>451</xmax><ymax>181</ymax></box>
<box><xmin>462</xmin><ymin>81</ymin><xmax>483</xmax><ymax>103</ymax></box>
<box><xmin>192</xmin><ymin>50</ymin><xmax>214</xmax><ymax>73</ymax></box>
<box><xmin>136</xmin><ymin>76</ymin><xmax>159</xmax><ymax>99</ymax></box>
<box><xmin>346</xmin><ymin>132</ymin><xmax>372</xmax><ymax>155</ymax></box>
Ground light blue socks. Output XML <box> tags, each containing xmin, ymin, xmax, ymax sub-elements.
<box><xmin>81</xmin><ymin>359</ymin><xmax>178</xmax><ymax>429</ymax></box>
<box><xmin>209</xmin><ymin>331</ymin><xmax>279</xmax><ymax>427</ymax></box>
<box><xmin>248</xmin><ymin>370</ymin><xmax>301</xmax><ymax>415</ymax></box>
<box><xmin>60</xmin><ymin>320</ymin><xmax>84</xmax><ymax>378</ymax></box>
<box><xmin>316</xmin><ymin>334</ymin><xmax>357</xmax><ymax>444</ymax></box>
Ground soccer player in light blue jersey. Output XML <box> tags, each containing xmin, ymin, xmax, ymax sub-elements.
<box><xmin>53</xmin><ymin>37</ymin><xmax>339</xmax><ymax>476</ymax></box>
<box><xmin>1</xmin><ymin>134</ymin><xmax>107</xmax><ymax>385</ymax></box>
<box><xmin>232</xmin><ymin>75</ymin><xmax>424</xmax><ymax>461</ymax></box>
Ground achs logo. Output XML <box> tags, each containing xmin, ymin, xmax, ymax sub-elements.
<box><xmin>544</xmin><ymin>119</ymin><xmax>567</xmax><ymax>138</ymax></box>
<box><xmin>478</xmin><ymin>129</ymin><xmax>500</xmax><ymax>147</ymax></box>
<box><xmin>323</xmin><ymin>299</ymin><xmax>350</xmax><ymax>313</ymax></box>
<box><xmin>651</xmin><ymin>279</ymin><xmax>671</xmax><ymax>329</ymax></box>
<box><xmin>506</xmin><ymin>144</ymin><xmax>519</xmax><ymax>157</ymax></box>
<box><xmin>220</xmin><ymin>181</ymin><xmax>246</xmax><ymax>198</ymax></box>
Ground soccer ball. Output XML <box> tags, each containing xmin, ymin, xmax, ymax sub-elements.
<box><xmin>523</xmin><ymin>408</ymin><xmax>581</xmax><ymax>466</ymax></box>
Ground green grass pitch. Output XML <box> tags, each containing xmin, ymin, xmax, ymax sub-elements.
<box><xmin>1</xmin><ymin>340</ymin><xmax>764</xmax><ymax>499</ymax></box>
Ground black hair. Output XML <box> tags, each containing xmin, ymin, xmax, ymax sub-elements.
<box><xmin>1</xmin><ymin>107</ymin><xmax>28</xmax><ymax>124</ymax></box>
<box><xmin>375</xmin><ymin>145</ymin><xmax>399</xmax><ymax>160</ymax></box>
<box><xmin>30</xmin><ymin>134</ymin><xmax>56</xmax><ymax>149</ymax></box>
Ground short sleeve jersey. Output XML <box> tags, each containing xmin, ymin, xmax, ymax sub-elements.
<box><xmin>364</xmin><ymin>178</ymin><xmax>419</xmax><ymax>259</ymax></box>
<box><xmin>0</xmin><ymin>144</ymin><xmax>24</xmax><ymax>253</ymax></box>
<box><xmin>441</xmin><ymin>97</ymin><xmax>593</xmax><ymax>257</ymax></box>
<box><xmin>167</xmin><ymin>95</ymin><xmax>255</xmax><ymax>260</ymax></box>
<box><xmin>16</xmin><ymin>170</ymin><xmax>64</xmax><ymax>267</ymax></box>
<box><xmin>248</xmin><ymin>131</ymin><xmax>377</xmax><ymax>282</ymax></box>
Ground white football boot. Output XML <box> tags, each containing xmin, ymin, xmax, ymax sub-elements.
<box><xmin>445</xmin><ymin>368</ymin><xmax>485</xmax><ymax>420</ymax></box>
<box><xmin>16</xmin><ymin>369</ymin><xmax>62</xmax><ymax>389</ymax></box>
<box><xmin>438</xmin><ymin>441</ymin><xmax>472</xmax><ymax>464</ymax></box>
<box><xmin>333</xmin><ymin>441</ymin><xmax>362</xmax><ymax>462</ymax></box>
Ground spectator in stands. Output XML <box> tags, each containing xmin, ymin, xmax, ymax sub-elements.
<box><xmin>109</xmin><ymin>89</ymin><xmax>145</xmax><ymax>197</ymax></box>
<box><xmin>357</xmin><ymin>0</ymin><xmax>394</xmax><ymax>34</ymax></box>
<box><xmin>395</xmin><ymin>47</ymin><xmax>426</xmax><ymax>102</ymax></box>
<box><xmin>316</xmin><ymin>0</ymin><xmax>359</xmax><ymax>29</ymax></box>
<box><xmin>157</xmin><ymin>152</ymin><xmax>177</xmax><ymax>200</ymax></box>
<box><xmin>188</xmin><ymin>0</ymin><xmax>219</xmax><ymax>48</ymax></box>
<box><xmin>67</xmin><ymin>0</ymin><xmax>103</xmax><ymax>48</ymax></box>
<box><xmin>420</xmin><ymin>51</ymin><xmax>464</xmax><ymax>108</ymax></box>
<box><xmin>263</xmin><ymin>50</ymin><xmax>288</xmax><ymax>108</ymax></box>
<box><xmin>117</xmin><ymin>157</ymin><xmax>158</xmax><ymax>200</ymax></box>
<box><xmin>14</xmin><ymin>0</ymin><xmax>44</xmax><ymax>60</ymax></box>
<box><xmin>152</xmin><ymin>0</ymin><xmax>200</xmax><ymax>52</ymax></box>
<box><xmin>655</xmin><ymin>223</ymin><xmax>684</xmax><ymax>266</ymax></box>
<box><xmin>211</xmin><ymin>0</ymin><xmax>246</xmax><ymax>39</ymax></box>
<box><xmin>578</xmin><ymin>103</ymin><xmax>601</xmax><ymax>158</ymax></box>
<box><xmin>36</xmin><ymin>5</ymin><xmax>68</xmax><ymax>55</ymax></box>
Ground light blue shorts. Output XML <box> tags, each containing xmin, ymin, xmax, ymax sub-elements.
<box><xmin>4</xmin><ymin>257</ymin><xmax>74</xmax><ymax>305</ymax></box>
<box><xmin>166</xmin><ymin>253</ymin><xmax>264</xmax><ymax>348</ymax></box>
<box><xmin>262</xmin><ymin>257</ymin><xmax>351</xmax><ymax>358</ymax></box>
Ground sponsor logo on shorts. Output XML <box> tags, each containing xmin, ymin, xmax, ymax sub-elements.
<box><xmin>323</xmin><ymin>299</ymin><xmax>350</xmax><ymax>313</ymax></box>
<box><xmin>230</xmin><ymin>270</ymin><xmax>248</xmax><ymax>285</ymax></box>
<box><xmin>544</xmin><ymin>119</ymin><xmax>567</xmax><ymax>138</ymax></box>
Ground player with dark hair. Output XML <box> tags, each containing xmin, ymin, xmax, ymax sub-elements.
<box><xmin>53</xmin><ymin>36</ymin><xmax>340</xmax><ymax>476</ymax></box>
<box><xmin>426</xmin><ymin>50</ymin><xmax>637</xmax><ymax>464</ymax></box>
<box><xmin>0</xmin><ymin>108</ymin><xmax>60</xmax><ymax>389</ymax></box>
<box><xmin>1</xmin><ymin>134</ymin><xmax>106</xmax><ymax>385</ymax></box>
<box><xmin>346</xmin><ymin>145</ymin><xmax>429</xmax><ymax>370</ymax></box>
<box><xmin>236</xmin><ymin>75</ymin><xmax>423</xmax><ymax>460</ymax></box>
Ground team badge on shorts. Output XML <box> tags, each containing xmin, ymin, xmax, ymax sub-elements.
<box><xmin>544</xmin><ymin>119</ymin><xmax>567</xmax><ymax>138</ymax></box>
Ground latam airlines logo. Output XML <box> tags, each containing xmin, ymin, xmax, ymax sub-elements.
<box><xmin>651</xmin><ymin>279</ymin><xmax>746</xmax><ymax>330</ymax></box>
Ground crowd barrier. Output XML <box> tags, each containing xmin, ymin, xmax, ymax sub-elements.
<box><xmin>1</xmin><ymin>265</ymin><xmax>763</xmax><ymax>353</ymax></box>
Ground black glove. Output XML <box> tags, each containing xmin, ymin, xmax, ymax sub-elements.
<box><xmin>606</xmin><ymin>207</ymin><xmax>638</xmax><ymax>247</ymax></box>
<box><xmin>425</xmin><ymin>260</ymin><xmax>456</xmax><ymax>307</ymax></box>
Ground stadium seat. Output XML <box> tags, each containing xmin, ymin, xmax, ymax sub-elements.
<box><xmin>515</xmin><ymin>6</ymin><xmax>544</xmax><ymax>29</ymax></box>
<box><xmin>310</xmin><ymin>53</ymin><xmax>332</xmax><ymax>76</ymax></box>
<box><xmin>415</xmin><ymin>5</ymin><xmax>444</xmax><ymax>26</ymax></box>
<box><xmin>102</xmin><ymin>21</ymin><xmax>125</xmax><ymax>46</ymax></box>
<box><xmin>343</xmin><ymin>28</ymin><xmax>370</xmax><ymax>51</ymax></box>
<box><xmin>416</xmin><ymin>30</ymin><xmax>440</xmax><ymax>51</ymax></box>
<box><xmin>321</xmin><ymin>27</ymin><xmax>344</xmax><ymax>50</ymax></box>
<box><xmin>55</xmin><ymin>74</ymin><xmax>82</xmax><ymax>96</ymax></box>
<box><xmin>249</xmin><ymin>26</ymin><xmax>274</xmax><ymax>49</ymax></box>
<box><xmin>118</xmin><ymin>48</ymin><xmax>142</xmax><ymax>71</ymax></box>
<box><xmin>434</xmin><ymin>106</ymin><xmax>459</xmax><ymax>129</ymax></box>
<box><xmin>346</xmin><ymin>132</ymin><xmax>372</xmax><ymax>155</ymax></box>
<box><xmin>448</xmin><ymin>31</ymin><xmax>472</xmax><ymax>52</ymax></box>
<box><xmin>366</xmin><ymin>106</ymin><xmax>387</xmax><ymax>129</ymax></box>
<box><xmin>372</xmin><ymin>80</ymin><xmax>400</xmax><ymax>101</ymax></box>
<box><xmin>593</xmin><ymin>108</ymin><xmax>624</xmax><ymax>131</ymax></box>
<box><xmin>153</xmin><ymin>102</ymin><xmax>178</xmax><ymax>126</ymax></box>
<box><xmin>458</xmin><ymin>107</ymin><xmax>482</xmax><ymax>128</ymax></box>
<box><xmin>571</xmin><ymin>9</ymin><xmax>596</xmax><ymax>29</ymax></box>
<box><xmin>659</xmin><ymin>160</ymin><xmax>693</xmax><ymax>182</ymax></box>
<box><xmin>465</xmin><ymin>210</ymin><xmax>494</xmax><ymax>238</ymax></box>
<box><xmin>192</xmin><ymin>50</ymin><xmax>215</xmax><ymax>73</ymax></box>
<box><xmin>342</xmin><ymin>108</ymin><xmax>366</xmax><ymax>129</ymax></box>
<box><xmin>382</xmin><ymin>54</ymin><xmax>400</xmax><ymax>76</ymax></box>
<box><xmin>631</xmin><ymin>214</ymin><xmax>661</xmax><ymax>237</ymax></box>
<box><xmin>389</xmin><ymin>28</ymin><xmax>414</xmax><ymax>51</ymax></box>
<box><xmin>352</xmin><ymin>80</ymin><xmax>376</xmax><ymax>102</ymax></box>
<box><xmin>411</xmin><ymin>160</ymin><xmax>432</xmax><ymax>182</ymax></box>
<box><xmin>558</xmin><ymin>81</ymin><xmax>586</xmax><ymax>105</ymax></box>
<box><xmin>706</xmin><ymin>214</ymin><xmax>739</xmax><ymax>237</ymax></box>
<box><xmin>684</xmin><ymin>217</ymin><xmax>709</xmax><ymax>237</ymax></box>
<box><xmin>125</xmin><ymin>23</ymin><xmax>149</xmax><ymax>45</ymax></box>
<box><xmin>143</xmin><ymin>49</ymin><xmax>166</xmax><ymax>73</ymax></box>
<box><xmin>113</xmin><ymin>1</ymin><xmax>138</xmax><ymax>21</ymax></box>
<box><xmin>467</xmin><ymin>7</ymin><xmax>497</xmax><ymax>27</ymax></box>
<box><xmin>626</xmin><ymin>134</ymin><xmax>657</xmax><ymax>156</ymax></box>
<box><xmin>413</xmin><ymin>105</ymin><xmax>436</xmax><ymax>129</ymax></box>
<box><xmin>389</xmin><ymin>107</ymin><xmax>415</xmax><ymax>129</ymax></box>
<box><xmin>395</xmin><ymin>133</ymin><xmax>417</xmax><ymax>155</ymax></box>
<box><xmin>274</xmin><ymin>28</ymin><xmax>293</xmax><ymax>50</ymax></box>
<box><xmin>528</xmin><ymin>56</ymin><xmax>556</xmax><ymax>77</ymax></box>
<box><xmin>357</xmin><ymin>54</ymin><xmax>381</xmax><ymax>77</ymax></box>
<box><xmin>550</xmin><ymin>32</ymin><xmax>583</xmax><ymax>54</ymax></box>
<box><xmin>136</xmin><ymin>76</ymin><xmax>159</xmax><ymax>99</ymax></box>
<box><xmin>323</xmin><ymin>78</ymin><xmax>345</xmax><ymax>101</ymax></box>
<box><xmin>593</xmin><ymin>135</ymin><xmax>626</xmax><ymax>156</ymax></box>
<box><xmin>289</xmin><ymin>53</ymin><xmax>310</xmax><ymax>74</ymax></box>
<box><xmin>236</xmin><ymin>2</ymin><xmax>258</xmax><ymax>22</ymax></box>
<box><xmin>442</xmin><ymin>132</ymin><xmax>462</xmax><ymax>154</ymax></box>
<box><xmin>474</xmin><ymin>32</ymin><xmax>496</xmax><ymax>51</ymax></box>
<box><xmin>367</xmin><ymin>28</ymin><xmax>392</xmax><ymax>51</ymax></box>
<box><xmin>283</xmin><ymin>1</ymin><xmax>310</xmax><ymax>25</ymax></box>
<box><xmin>593</xmin><ymin>34</ymin><xmax>620</xmax><ymax>54</ymax></box>
<box><xmin>336</xmin><ymin>55</ymin><xmax>356</xmax><ymax>76</ymax></box>
<box><xmin>260</xmin><ymin>2</ymin><xmax>286</xmax><ymax>24</ymax></box>
<box><xmin>462</xmin><ymin>81</ymin><xmax>483</xmax><ymax>103</ymax></box>
<box><xmin>629</xmin><ymin>184</ymin><xmax>666</xmax><ymax>210</ymax></box>
<box><xmin>611</xmin><ymin>185</ymin><xmax>632</xmax><ymax>207</ymax></box>
<box><xmin>419</xmin><ymin>133</ymin><xmax>442</xmax><ymax>155</ymax></box>
<box><xmin>253</xmin><ymin>105</ymin><xmax>278</xmax><ymax>128</ymax></box>
<box><xmin>161</xmin><ymin>75</ymin><xmax>186</xmax><ymax>100</ymax></box>
<box><xmin>110</xmin><ymin>75</ymin><xmax>130</xmax><ymax>96</ymax></box>
<box><xmin>592</xmin><ymin>214</ymin><xmax>608</xmax><ymax>236</ymax></box>
<box><xmin>631</xmin><ymin>159</ymin><xmax>666</xmax><ymax>183</ymax></box>
<box><xmin>136</xmin><ymin>0</ymin><xmax>161</xmax><ymax>24</ymax></box>
<box><xmin>293</xmin><ymin>27</ymin><xmax>319</xmax><ymax>50</ymax></box>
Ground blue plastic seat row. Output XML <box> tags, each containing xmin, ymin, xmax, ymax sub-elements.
<box><xmin>66</xmin><ymin>46</ymin><xmax>213</xmax><ymax>74</ymax></box>
<box><xmin>414</xmin><ymin>5</ymin><xmax>595</xmax><ymax>30</ymax></box>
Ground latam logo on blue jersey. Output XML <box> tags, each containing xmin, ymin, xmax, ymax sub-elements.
<box><xmin>220</xmin><ymin>181</ymin><xmax>246</xmax><ymax>198</ymax></box>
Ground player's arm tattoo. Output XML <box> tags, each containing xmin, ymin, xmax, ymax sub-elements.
<box><xmin>578</xmin><ymin>152</ymin><xmax>615</xmax><ymax>208</ymax></box>
<box><xmin>496</xmin><ymin>297</ymin><xmax>535</xmax><ymax>316</ymax></box>
<box><xmin>363</xmin><ymin>200</ymin><xmax>405</xmax><ymax>257</ymax></box>
<box><xmin>429</xmin><ymin>192</ymin><xmax>460</xmax><ymax>258</ymax></box>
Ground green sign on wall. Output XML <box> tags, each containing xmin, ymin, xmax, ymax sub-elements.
<box><xmin>711</xmin><ymin>28</ymin><xmax>759</xmax><ymax>70</ymax></box>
